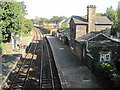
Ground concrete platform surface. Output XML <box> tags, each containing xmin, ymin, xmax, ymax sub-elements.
<box><xmin>46</xmin><ymin>36</ymin><xmax>101</xmax><ymax>88</ymax></box>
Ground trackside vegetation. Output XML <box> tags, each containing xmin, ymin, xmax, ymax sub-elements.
<box><xmin>0</xmin><ymin>0</ymin><xmax>33</xmax><ymax>54</ymax></box>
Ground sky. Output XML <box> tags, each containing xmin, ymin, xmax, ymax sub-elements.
<box><xmin>16</xmin><ymin>0</ymin><xmax>120</xmax><ymax>19</ymax></box>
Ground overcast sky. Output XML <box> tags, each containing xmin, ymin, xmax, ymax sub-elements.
<box><xmin>16</xmin><ymin>0</ymin><xmax>120</xmax><ymax>19</ymax></box>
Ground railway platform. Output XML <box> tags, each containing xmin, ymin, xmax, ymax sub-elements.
<box><xmin>46</xmin><ymin>35</ymin><xmax>101</xmax><ymax>88</ymax></box>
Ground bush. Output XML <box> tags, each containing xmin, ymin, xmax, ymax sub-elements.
<box><xmin>99</xmin><ymin>61</ymin><xmax>117</xmax><ymax>79</ymax></box>
<box><xmin>112</xmin><ymin>74</ymin><xmax>120</xmax><ymax>87</ymax></box>
<box><xmin>98</xmin><ymin>61</ymin><xmax>120</xmax><ymax>87</ymax></box>
<box><xmin>0</xmin><ymin>42</ymin><xmax>5</xmax><ymax>54</ymax></box>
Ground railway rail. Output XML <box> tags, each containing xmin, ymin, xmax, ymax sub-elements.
<box><xmin>2</xmin><ymin>27</ymin><xmax>61</xmax><ymax>89</ymax></box>
<box><xmin>40</xmin><ymin>37</ymin><xmax>61</xmax><ymax>89</ymax></box>
<box><xmin>9</xmin><ymin>28</ymin><xmax>41</xmax><ymax>89</ymax></box>
<box><xmin>2</xmin><ymin>28</ymin><xmax>42</xmax><ymax>89</ymax></box>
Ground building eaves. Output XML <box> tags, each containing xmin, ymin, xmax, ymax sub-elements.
<box><xmin>72</xmin><ymin>16</ymin><xmax>88</xmax><ymax>24</ymax></box>
<box><xmin>58</xmin><ymin>19</ymin><xmax>66</xmax><ymax>24</ymax></box>
<box><xmin>63</xmin><ymin>18</ymin><xmax>70</xmax><ymax>24</ymax></box>
<box><xmin>75</xmin><ymin>32</ymin><xmax>110</xmax><ymax>42</ymax></box>
<box><xmin>72</xmin><ymin>15</ymin><xmax>112</xmax><ymax>25</ymax></box>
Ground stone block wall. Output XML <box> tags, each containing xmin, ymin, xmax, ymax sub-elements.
<box><xmin>95</xmin><ymin>25</ymin><xmax>111</xmax><ymax>31</ymax></box>
<box><xmin>76</xmin><ymin>25</ymin><xmax>87</xmax><ymax>39</ymax></box>
<box><xmin>75</xmin><ymin>41</ymin><xmax>83</xmax><ymax>60</ymax></box>
<box><xmin>95</xmin><ymin>25</ymin><xmax>111</xmax><ymax>36</ymax></box>
<box><xmin>87</xmin><ymin>5</ymin><xmax>96</xmax><ymax>33</ymax></box>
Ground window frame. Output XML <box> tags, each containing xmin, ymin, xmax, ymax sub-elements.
<box><xmin>100</xmin><ymin>53</ymin><xmax>111</xmax><ymax>62</ymax></box>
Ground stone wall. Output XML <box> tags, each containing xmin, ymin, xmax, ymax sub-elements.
<box><xmin>95</xmin><ymin>25</ymin><xmax>111</xmax><ymax>31</ymax></box>
<box><xmin>69</xmin><ymin>40</ymin><xmax>83</xmax><ymax>61</ymax></box>
<box><xmin>87</xmin><ymin>5</ymin><xmax>96</xmax><ymax>33</ymax></box>
<box><xmin>75</xmin><ymin>41</ymin><xmax>83</xmax><ymax>60</ymax></box>
<box><xmin>70</xmin><ymin>18</ymin><xmax>76</xmax><ymax>40</ymax></box>
<box><xmin>75</xmin><ymin>25</ymin><xmax>87</xmax><ymax>39</ymax></box>
<box><xmin>95</xmin><ymin>25</ymin><xmax>111</xmax><ymax>36</ymax></box>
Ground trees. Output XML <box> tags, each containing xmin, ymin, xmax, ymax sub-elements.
<box><xmin>33</xmin><ymin>16</ymin><xmax>67</xmax><ymax>25</ymax></box>
<box><xmin>0</xmin><ymin>1</ymin><xmax>33</xmax><ymax>42</ymax></box>
<box><xmin>0</xmin><ymin>1</ymin><xmax>33</xmax><ymax>53</ymax></box>
<box><xmin>104</xmin><ymin>6</ymin><xmax>119</xmax><ymax>34</ymax></box>
<box><xmin>38</xmin><ymin>17</ymin><xmax>48</xmax><ymax>25</ymax></box>
<box><xmin>104</xmin><ymin>6</ymin><xmax>117</xmax><ymax>22</ymax></box>
<box><xmin>20</xmin><ymin>18</ymin><xmax>33</xmax><ymax>35</ymax></box>
<box><xmin>33</xmin><ymin>16</ymin><xmax>49</xmax><ymax>25</ymax></box>
<box><xmin>0</xmin><ymin>2</ymin><xmax>3</xmax><ymax>41</ymax></box>
<box><xmin>2</xmin><ymin>2</ymin><xmax>20</xmax><ymax>41</ymax></box>
<box><xmin>49</xmin><ymin>16</ymin><xmax>67</xmax><ymax>24</ymax></box>
<box><xmin>96</xmin><ymin>13</ymin><xmax>104</xmax><ymax>16</ymax></box>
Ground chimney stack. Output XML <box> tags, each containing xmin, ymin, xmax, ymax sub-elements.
<box><xmin>87</xmin><ymin>5</ymin><xmax>96</xmax><ymax>33</ymax></box>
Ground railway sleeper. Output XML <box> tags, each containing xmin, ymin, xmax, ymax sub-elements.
<box><xmin>18</xmin><ymin>74</ymin><xmax>26</xmax><ymax>78</ymax></box>
<box><xmin>12</xmin><ymin>84</ymin><xmax>24</xmax><ymax>88</ymax></box>
<box><xmin>22</xmin><ymin>65</ymin><xmax>29</xmax><ymax>67</ymax></box>
<box><xmin>42</xmin><ymin>84</ymin><xmax>52</xmax><ymax>88</ymax></box>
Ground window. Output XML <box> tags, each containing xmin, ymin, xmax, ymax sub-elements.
<box><xmin>100</xmin><ymin>54</ymin><xmax>111</xmax><ymax>61</ymax></box>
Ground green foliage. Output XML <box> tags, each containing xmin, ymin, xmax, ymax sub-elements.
<box><xmin>98</xmin><ymin>61</ymin><xmax>120</xmax><ymax>87</ymax></box>
<box><xmin>96</xmin><ymin>13</ymin><xmax>104</xmax><ymax>16</ymax></box>
<box><xmin>0</xmin><ymin>2</ymin><xmax>3</xmax><ymax>41</ymax></box>
<box><xmin>49</xmin><ymin>16</ymin><xmax>67</xmax><ymax>24</ymax></box>
<box><xmin>1</xmin><ymin>1</ymin><xmax>24</xmax><ymax>41</ymax></box>
<box><xmin>104</xmin><ymin>6</ymin><xmax>120</xmax><ymax>35</ymax></box>
<box><xmin>0</xmin><ymin>42</ymin><xmax>5</xmax><ymax>54</ymax></box>
<box><xmin>104</xmin><ymin>6</ymin><xmax>117</xmax><ymax>21</ymax></box>
<box><xmin>20</xmin><ymin>18</ymin><xmax>33</xmax><ymax>35</ymax></box>
<box><xmin>33</xmin><ymin>16</ymin><xmax>49</xmax><ymax>25</ymax></box>
<box><xmin>0</xmin><ymin>1</ymin><xmax>32</xmax><ymax>42</ymax></box>
<box><xmin>33</xmin><ymin>16</ymin><xmax>67</xmax><ymax>25</ymax></box>
<box><xmin>99</xmin><ymin>61</ymin><xmax>118</xmax><ymax>80</ymax></box>
<box><xmin>39</xmin><ymin>17</ymin><xmax>49</xmax><ymax>25</ymax></box>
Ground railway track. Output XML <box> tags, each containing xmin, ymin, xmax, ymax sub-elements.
<box><xmin>40</xmin><ymin>36</ymin><xmax>61</xmax><ymax>89</ymax></box>
<box><xmin>9</xmin><ymin>28</ymin><xmax>41</xmax><ymax>89</ymax></box>
<box><xmin>2</xmin><ymin>27</ymin><xmax>61</xmax><ymax>89</ymax></box>
<box><xmin>2</xmin><ymin>28</ymin><xmax>42</xmax><ymax>89</ymax></box>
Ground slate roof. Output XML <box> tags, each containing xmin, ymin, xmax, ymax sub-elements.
<box><xmin>63</xmin><ymin>18</ymin><xmax>70</xmax><ymax>24</ymax></box>
<box><xmin>58</xmin><ymin>18</ymin><xmax>70</xmax><ymax>24</ymax></box>
<box><xmin>72</xmin><ymin>16</ymin><xmax>88</xmax><ymax>24</ymax></box>
<box><xmin>88</xmin><ymin>41</ymin><xmax>120</xmax><ymax>47</ymax></box>
<box><xmin>95</xmin><ymin>16</ymin><xmax>112</xmax><ymax>24</ymax></box>
<box><xmin>57</xmin><ymin>19</ymin><xmax>66</xmax><ymax>24</ymax></box>
<box><xmin>76</xmin><ymin>32</ymin><xmax>120</xmax><ymax>47</ymax></box>
<box><xmin>72</xmin><ymin>15</ymin><xmax>112</xmax><ymax>25</ymax></box>
<box><xmin>75</xmin><ymin>32</ymin><xmax>111</xmax><ymax>42</ymax></box>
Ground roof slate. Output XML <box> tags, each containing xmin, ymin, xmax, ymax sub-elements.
<box><xmin>76</xmin><ymin>32</ymin><xmax>120</xmax><ymax>47</ymax></box>
<box><xmin>95</xmin><ymin>16</ymin><xmax>112</xmax><ymax>24</ymax></box>
<box><xmin>75</xmin><ymin>32</ymin><xmax>110</xmax><ymax>41</ymax></box>
<box><xmin>72</xmin><ymin>15</ymin><xmax>112</xmax><ymax>25</ymax></box>
<box><xmin>62</xmin><ymin>18</ymin><xmax>70</xmax><ymax>24</ymax></box>
<box><xmin>72</xmin><ymin>16</ymin><xmax>88</xmax><ymax>24</ymax></box>
<box><xmin>57</xmin><ymin>19</ymin><xmax>66</xmax><ymax>24</ymax></box>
